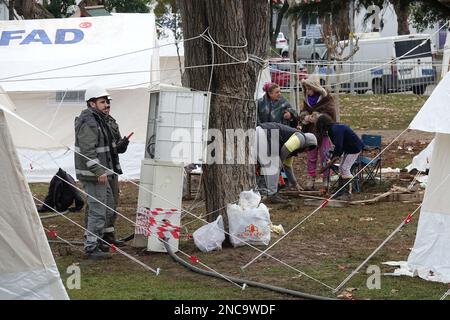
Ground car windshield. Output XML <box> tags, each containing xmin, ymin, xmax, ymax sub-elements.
<box><xmin>315</xmin><ymin>38</ymin><xmax>324</xmax><ymax>44</ymax></box>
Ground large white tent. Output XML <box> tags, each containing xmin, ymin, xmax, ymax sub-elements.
<box><xmin>407</xmin><ymin>71</ymin><xmax>450</xmax><ymax>283</ymax></box>
<box><xmin>0</xmin><ymin>105</ymin><xmax>68</xmax><ymax>299</ymax></box>
<box><xmin>0</xmin><ymin>13</ymin><xmax>161</xmax><ymax>181</ymax></box>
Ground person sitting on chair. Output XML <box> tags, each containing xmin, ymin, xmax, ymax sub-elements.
<box><xmin>315</xmin><ymin>114</ymin><xmax>363</xmax><ymax>201</ymax></box>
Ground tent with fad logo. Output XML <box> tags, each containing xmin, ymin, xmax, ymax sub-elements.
<box><xmin>405</xmin><ymin>71</ymin><xmax>450</xmax><ymax>283</ymax></box>
<box><xmin>0</xmin><ymin>101</ymin><xmax>68</xmax><ymax>299</ymax></box>
<box><xmin>0</xmin><ymin>13</ymin><xmax>159</xmax><ymax>182</ymax></box>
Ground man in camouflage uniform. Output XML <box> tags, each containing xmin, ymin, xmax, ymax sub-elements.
<box><xmin>75</xmin><ymin>85</ymin><xmax>122</xmax><ymax>259</ymax></box>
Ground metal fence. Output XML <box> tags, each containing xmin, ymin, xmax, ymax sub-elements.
<box><xmin>270</xmin><ymin>59</ymin><xmax>442</xmax><ymax>95</ymax></box>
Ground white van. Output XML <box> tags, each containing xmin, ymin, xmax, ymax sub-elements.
<box><xmin>314</xmin><ymin>34</ymin><xmax>436</xmax><ymax>94</ymax></box>
<box><xmin>281</xmin><ymin>37</ymin><xmax>327</xmax><ymax>60</ymax></box>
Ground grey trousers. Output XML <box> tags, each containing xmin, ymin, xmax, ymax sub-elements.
<box><xmin>256</xmin><ymin>126</ymin><xmax>282</xmax><ymax>196</ymax></box>
<box><xmin>104</xmin><ymin>175</ymin><xmax>119</xmax><ymax>232</ymax></box>
<box><xmin>82</xmin><ymin>179</ymin><xmax>115</xmax><ymax>253</ymax></box>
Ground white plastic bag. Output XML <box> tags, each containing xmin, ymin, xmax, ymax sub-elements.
<box><xmin>227</xmin><ymin>202</ymin><xmax>271</xmax><ymax>247</ymax></box>
<box><xmin>193</xmin><ymin>215</ymin><xmax>225</xmax><ymax>252</ymax></box>
<box><xmin>238</xmin><ymin>189</ymin><xmax>261</xmax><ymax>210</ymax></box>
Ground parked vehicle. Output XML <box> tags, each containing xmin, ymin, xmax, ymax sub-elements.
<box><xmin>281</xmin><ymin>37</ymin><xmax>327</xmax><ymax>60</ymax></box>
<box><xmin>269</xmin><ymin>58</ymin><xmax>308</xmax><ymax>89</ymax></box>
<box><xmin>313</xmin><ymin>34</ymin><xmax>436</xmax><ymax>94</ymax></box>
<box><xmin>276</xmin><ymin>32</ymin><xmax>288</xmax><ymax>50</ymax></box>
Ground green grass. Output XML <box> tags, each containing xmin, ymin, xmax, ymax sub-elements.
<box><xmin>339</xmin><ymin>94</ymin><xmax>427</xmax><ymax>130</ymax></box>
<box><xmin>32</xmin><ymin>93</ymin><xmax>441</xmax><ymax>300</ymax></box>
<box><xmin>38</xmin><ymin>194</ymin><xmax>448</xmax><ymax>301</ymax></box>
<box><xmin>283</xmin><ymin>93</ymin><xmax>427</xmax><ymax>130</ymax></box>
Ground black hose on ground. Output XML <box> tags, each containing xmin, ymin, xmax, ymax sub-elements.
<box><xmin>48</xmin><ymin>240</ymin><xmax>84</xmax><ymax>245</ymax></box>
<box><xmin>162</xmin><ymin>241</ymin><xmax>336</xmax><ymax>300</ymax></box>
<box><xmin>39</xmin><ymin>210</ymin><xmax>71</xmax><ymax>220</ymax></box>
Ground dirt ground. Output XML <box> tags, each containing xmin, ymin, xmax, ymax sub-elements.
<box><xmin>35</xmin><ymin>129</ymin><xmax>440</xmax><ymax>300</ymax></box>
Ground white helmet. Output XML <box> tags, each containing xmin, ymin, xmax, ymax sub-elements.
<box><xmin>84</xmin><ymin>85</ymin><xmax>110</xmax><ymax>102</ymax></box>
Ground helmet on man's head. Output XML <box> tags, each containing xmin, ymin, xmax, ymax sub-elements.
<box><xmin>84</xmin><ymin>85</ymin><xmax>111</xmax><ymax>102</ymax></box>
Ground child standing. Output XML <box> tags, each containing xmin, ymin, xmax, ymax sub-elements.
<box><xmin>315</xmin><ymin>114</ymin><xmax>364</xmax><ymax>200</ymax></box>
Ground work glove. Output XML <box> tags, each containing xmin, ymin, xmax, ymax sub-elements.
<box><xmin>116</xmin><ymin>136</ymin><xmax>129</xmax><ymax>153</ymax></box>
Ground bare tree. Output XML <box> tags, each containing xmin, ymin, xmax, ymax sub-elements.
<box><xmin>177</xmin><ymin>0</ymin><xmax>269</xmax><ymax>226</ymax></box>
<box><xmin>321</xmin><ymin>20</ymin><xmax>360</xmax><ymax>121</ymax></box>
<box><xmin>8</xmin><ymin>0</ymin><xmax>16</xmax><ymax>20</ymax></box>
<box><xmin>271</xmin><ymin>0</ymin><xmax>289</xmax><ymax>48</ymax></box>
<box><xmin>14</xmin><ymin>0</ymin><xmax>54</xmax><ymax>19</ymax></box>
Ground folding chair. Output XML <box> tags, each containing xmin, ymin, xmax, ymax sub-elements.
<box><xmin>358</xmin><ymin>134</ymin><xmax>382</xmax><ymax>188</ymax></box>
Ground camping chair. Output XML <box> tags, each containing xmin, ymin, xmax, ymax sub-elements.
<box><xmin>358</xmin><ymin>134</ymin><xmax>382</xmax><ymax>189</ymax></box>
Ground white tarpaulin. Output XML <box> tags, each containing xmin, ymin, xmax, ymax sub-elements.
<box><xmin>0</xmin><ymin>14</ymin><xmax>159</xmax><ymax>181</ymax></box>
<box><xmin>0</xmin><ymin>14</ymin><xmax>156</xmax><ymax>91</ymax></box>
<box><xmin>0</xmin><ymin>86</ymin><xmax>15</xmax><ymax>111</ymax></box>
<box><xmin>405</xmin><ymin>139</ymin><xmax>434</xmax><ymax>172</ymax></box>
<box><xmin>409</xmin><ymin>72</ymin><xmax>450</xmax><ymax>134</ymax></box>
<box><xmin>0</xmin><ymin>109</ymin><xmax>68</xmax><ymax>300</ymax></box>
<box><xmin>407</xmin><ymin>71</ymin><xmax>450</xmax><ymax>283</ymax></box>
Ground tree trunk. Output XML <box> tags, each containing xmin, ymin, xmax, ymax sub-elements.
<box><xmin>14</xmin><ymin>0</ymin><xmax>54</xmax><ymax>19</ymax></box>
<box><xmin>390</xmin><ymin>0</ymin><xmax>411</xmax><ymax>35</ymax></box>
<box><xmin>271</xmin><ymin>0</ymin><xmax>289</xmax><ymax>48</ymax></box>
<box><xmin>177</xmin><ymin>0</ymin><xmax>269</xmax><ymax>225</ymax></box>
<box><xmin>9</xmin><ymin>0</ymin><xmax>16</xmax><ymax>20</ymax></box>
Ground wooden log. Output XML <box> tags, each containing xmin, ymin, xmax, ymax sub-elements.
<box><xmin>304</xmin><ymin>198</ymin><xmax>349</xmax><ymax>208</ymax></box>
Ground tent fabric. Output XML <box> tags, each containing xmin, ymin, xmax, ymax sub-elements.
<box><xmin>405</xmin><ymin>138</ymin><xmax>434</xmax><ymax>172</ymax></box>
<box><xmin>409</xmin><ymin>71</ymin><xmax>450</xmax><ymax>134</ymax></box>
<box><xmin>5</xmin><ymin>88</ymin><xmax>150</xmax><ymax>149</ymax></box>
<box><xmin>0</xmin><ymin>14</ymin><xmax>156</xmax><ymax>92</ymax></box>
<box><xmin>0</xmin><ymin>109</ymin><xmax>68</xmax><ymax>299</ymax></box>
<box><xmin>19</xmin><ymin>143</ymin><xmax>145</xmax><ymax>183</ymax></box>
<box><xmin>0</xmin><ymin>86</ymin><xmax>15</xmax><ymax>111</ymax></box>
<box><xmin>406</xmin><ymin>133</ymin><xmax>450</xmax><ymax>283</ymax></box>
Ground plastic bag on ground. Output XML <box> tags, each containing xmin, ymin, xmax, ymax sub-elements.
<box><xmin>193</xmin><ymin>215</ymin><xmax>225</xmax><ymax>252</ymax></box>
<box><xmin>228</xmin><ymin>190</ymin><xmax>271</xmax><ymax>247</ymax></box>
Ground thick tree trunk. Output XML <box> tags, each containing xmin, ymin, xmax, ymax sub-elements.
<box><xmin>390</xmin><ymin>0</ymin><xmax>410</xmax><ymax>35</ymax></box>
<box><xmin>178</xmin><ymin>0</ymin><xmax>269</xmax><ymax>225</ymax></box>
<box><xmin>14</xmin><ymin>0</ymin><xmax>54</xmax><ymax>19</ymax></box>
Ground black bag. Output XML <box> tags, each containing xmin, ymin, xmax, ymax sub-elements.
<box><xmin>37</xmin><ymin>168</ymin><xmax>84</xmax><ymax>213</ymax></box>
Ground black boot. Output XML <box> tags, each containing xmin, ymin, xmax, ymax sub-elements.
<box><xmin>98</xmin><ymin>240</ymin><xmax>110</xmax><ymax>252</ymax></box>
<box><xmin>103</xmin><ymin>232</ymin><xmax>125</xmax><ymax>247</ymax></box>
<box><xmin>335</xmin><ymin>178</ymin><xmax>352</xmax><ymax>201</ymax></box>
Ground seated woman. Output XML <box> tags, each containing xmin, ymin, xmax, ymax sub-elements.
<box><xmin>257</xmin><ymin>82</ymin><xmax>297</xmax><ymax>126</ymax></box>
<box><xmin>256</xmin><ymin>122</ymin><xmax>317</xmax><ymax>204</ymax></box>
<box><xmin>315</xmin><ymin>114</ymin><xmax>364</xmax><ymax>200</ymax></box>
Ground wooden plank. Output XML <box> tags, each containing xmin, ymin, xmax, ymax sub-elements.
<box><xmin>304</xmin><ymin>199</ymin><xmax>348</xmax><ymax>208</ymax></box>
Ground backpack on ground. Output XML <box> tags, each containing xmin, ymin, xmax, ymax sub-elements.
<box><xmin>37</xmin><ymin>168</ymin><xmax>84</xmax><ymax>213</ymax></box>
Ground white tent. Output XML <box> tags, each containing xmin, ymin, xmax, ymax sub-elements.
<box><xmin>158</xmin><ymin>29</ymin><xmax>184</xmax><ymax>87</ymax></box>
<box><xmin>0</xmin><ymin>106</ymin><xmax>68</xmax><ymax>299</ymax></box>
<box><xmin>0</xmin><ymin>14</ymin><xmax>160</xmax><ymax>181</ymax></box>
<box><xmin>405</xmin><ymin>139</ymin><xmax>434</xmax><ymax>173</ymax></box>
<box><xmin>406</xmin><ymin>71</ymin><xmax>450</xmax><ymax>283</ymax></box>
